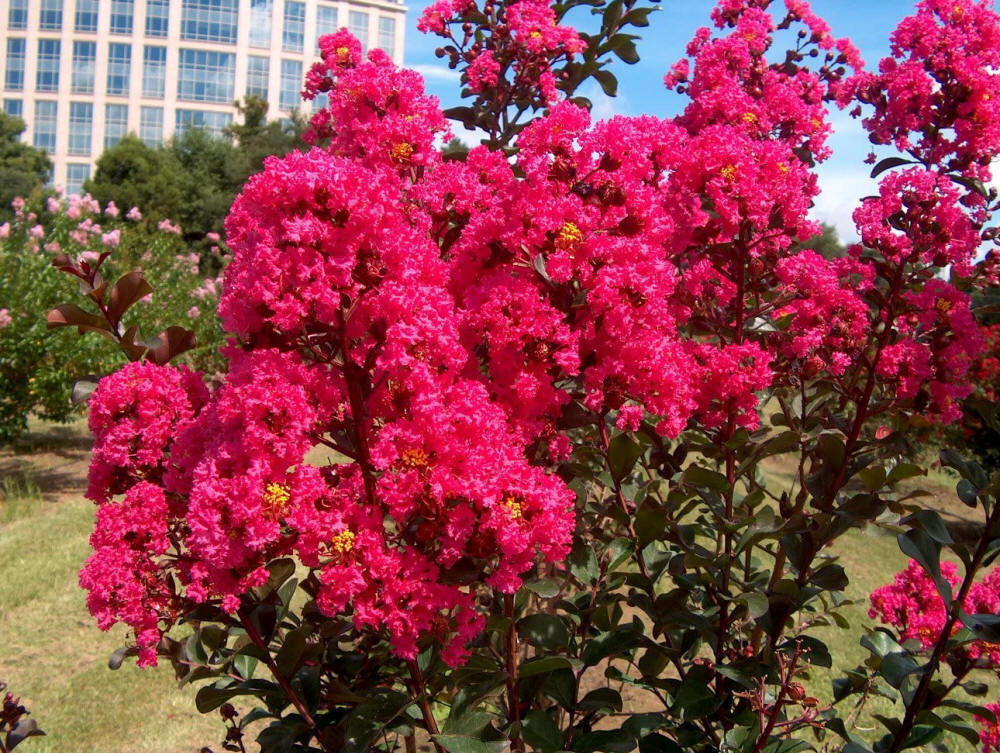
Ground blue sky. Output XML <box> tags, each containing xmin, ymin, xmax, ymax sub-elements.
<box><xmin>399</xmin><ymin>1</ymin><xmax>988</xmax><ymax>243</ymax></box>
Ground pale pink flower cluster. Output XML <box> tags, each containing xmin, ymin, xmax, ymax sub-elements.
<box><xmin>157</xmin><ymin>219</ymin><xmax>181</xmax><ymax>235</ymax></box>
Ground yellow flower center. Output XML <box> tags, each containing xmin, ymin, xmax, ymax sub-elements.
<box><xmin>720</xmin><ymin>164</ymin><xmax>738</xmax><ymax>181</ymax></box>
<box><xmin>777</xmin><ymin>163</ymin><xmax>789</xmax><ymax>174</ymax></box>
<box><xmin>742</xmin><ymin>112</ymin><xmax>757</xmax><ymax>124</ymax></box>
<box><xmin>501</xmin><ymin>495</ymin><xmax>524</xmax><ymax>521</ymax></box>
<box><xmin>336</xmin><ymin>46</ymin><xmax>351</xmax><ymax>62</ymax></box>
<box><xmin>555</xmin><ymin>222</ymin><xmax>583</xmax><ymax>250</ymax></box>
<box><xmin>401</xmin><ymin>447</ymin><xmax>431</xmax><ymax>469</ymax></box>
<box><xmin>331</xmin><ymin>529</ymin><xmax>356</xmax><ymax>555</ymax></box>
<box><xmin>935</xmin><ymin>297</ymin><xmax>954</xmax><ymax>314</ymax></box>
<box><xmin>391</xmin><ymin>142</ymin><xmax>415</xmax><ymax>162</ymax></box>
<box><xmin>529</xmin><ymin>30</ymin><xmax>542</xmax><ymax>39</ymax></box>
<box><xmin>262</xmin><ymin>482</ymin><xmax>291</xmax><ymax>519</ymax></box>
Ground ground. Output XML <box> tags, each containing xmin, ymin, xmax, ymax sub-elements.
<box><xmin>0</xmin><ymin>419</ymin><xmax>988</xmax><ymax>751</ymax></box>
<box><xmin>0</xmin><ymin>420</ymin><xmax>222</xmax><ymax>752</ymax></box>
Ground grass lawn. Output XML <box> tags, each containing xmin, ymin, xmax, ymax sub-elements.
<box><xmin>0</xmin><ymin>419</ymin><xmax>992</xmax><ymax>751</ymax></box>
<box><xmin>0</xmin><ymin>422</ymin><xmax>222</xmax><ymax>752</ymax></box>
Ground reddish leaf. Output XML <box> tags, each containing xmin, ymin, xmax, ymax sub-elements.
<box><xmin>47</xmin><ymin>304</ymin><xmax>112</xmax><ymax>335</ymax></box>
<box><xmin>80</xmin><ymin>272</ymin><xmax>109</xmax><ymax>305</ymax></box>
<box><xmin>146</xmin><ymin>326</ymin><xmax>197</xmax><ymax>365</ymax></box>
<box><xmin>119</xmin><ymin>324</ymin><xmax>148</xmax><ymax>362</ymax></box>
<box><xmin>50</xmin><ymin>253</ymin><xmax>82</xmax><ymax>277</ymax></box>
<box><xmin>108</xmin><ymin>270</ymin><xmax>153</xmax><ymax>328</ymax></box>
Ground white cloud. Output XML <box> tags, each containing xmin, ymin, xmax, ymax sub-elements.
<box><xmin>411</xmin><ymin>64</ymin><xmax>461</xmax><ymax>83</ymax></box>
<box><xmin>580</xmin><ymin>81</ymin><xmax>631</xmax><ymax>122</ymax></box>
<box><xmin>810</xmin><ymin>108</ymin><xmax>875</xmax><ymax>244</ymax></box>
<box><xmin>812</xmin><ymin>168</ymin><xmax>868</xmax><ymax>244</ymax></box>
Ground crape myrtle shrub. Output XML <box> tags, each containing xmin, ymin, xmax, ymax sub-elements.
<box><xmin>56</xmin><ymin>0</ymin><xmax>1000</xmax><ymax>751</ymax></box>
<box><xmin>0</xmin><ymin>194</ymin><xmax>225</xmax><ymax>443</ymax></box>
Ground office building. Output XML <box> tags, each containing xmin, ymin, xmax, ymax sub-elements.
<box><xmin>1</xmin><ymin>0</ymin><xmax>406</xmax><ymax>194</ymax></box>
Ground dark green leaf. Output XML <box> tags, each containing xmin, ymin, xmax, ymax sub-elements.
<box><xmin>343</xmin><ymin>690</ymin><xmax>413</xmax><ymax>753</ymax></box>
<box><xmin>520</xmin><ymin>656</ymin><xmax>574</xmax><ymax>678</ymax></box>
<box><xmin>682</xmin><ymin>465</ymin><xmax>730</xmax><ymax>492</ymax></box>
<box><xmin>524</xmin><ymin>578</ymin><xmax>561</xmax><ymax>598</ymax></box>
<box><xmin>522</xmin><ymin>710</ymin><xmax>563</xmax><ymax>752</ymax></box>
<box><xmin>517</xmin><ymin>614</ymin><xmax>569</xmax><ymax>650</ymax></box>
<box><xmin>434</xmin><ymin>735</ymin><xmax>508</xmax><ymax>753</ymax></box>
<box><xmin>608</xmin><ymin>433</ymin><xmax>643</xmax><ymax>480</ymax></box>
<box><xmin>573</xmin><ymin>728</ymin><xmax>635</xmax><ymax>753</ymax></box>
<box><xmin>638</xmin><ymin>734</ymin><xmax>682</xmax><ymax>753</ymax></box>
<box><xmin>634</xmin><ymin>502</ymin><xmax>667</xmax><ymax>548</ymax></box>
<box><xmin>957</xmin><ymin>478</ymin><xmax>979</xmax><ymax>507</ymax></box>
<box><xmin>578</xmin><ymin>687</ymin><xmax>623</xmax><ymax>713</ymax></box>
<box><xmin>870</xmin><ymin>157</ymin><xmax>912</xmax><ymax>178</ymax></box>
<box><xmin>898</xmin><ymin>529</ymin><xmax>951</xmax><ymax>604</ymax></box>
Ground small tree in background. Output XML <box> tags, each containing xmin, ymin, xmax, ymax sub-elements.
<box><xmin>85</xmin><ymin>135</ymin><xmax>184</xmax><ymax>224</ymax></box>
<box><xmin>0</xmin><ymin>114</ymin><xmax>51</xmax><ymax>222</ymax></box>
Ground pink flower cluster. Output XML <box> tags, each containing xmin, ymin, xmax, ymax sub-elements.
<box><xmin>848</xmin><ymin>0</ymin><xmax>1000</xmax><ymax>181</ymax></box>
<box><xmin>870</xmin><ymin>560</ymin><xmax>1000</xmax><ymax>667</ymax></box>
<box><xmin>419</xmin><ymin>0</ymin><xmax>585</xmax><ymax>104</ymax></box>
<box><xmin>80</xmin><ymin>0</ymin><xmax>1000</xmax><ymax>670</ymax></box>
<box><xmin>871</xmin><ymin>560</ymin><xmax>1000</xmax><ymax>753</ymax></box>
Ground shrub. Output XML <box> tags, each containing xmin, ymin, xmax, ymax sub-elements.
<box><xmin>55</xmin><ymin>1</ymin><xmax>1000</xmax><ymax>752</ymax></box>
<box><xmin>0</xmin><ymin>193</ymin><xmax>225</xmax><ymax>443</ymax></box>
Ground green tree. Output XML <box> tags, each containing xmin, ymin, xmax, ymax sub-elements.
<box><xmin>85</xmin><ymin>134</ymin><xmax>184</xmax><ymax>221</ymax></box>
<box><xmin>225</xmin><ymin>95</ymin><xmax>305</xmax><ymax>177</ymax></box>
<box><xmin>168</xmin><ymin>127</ymin><xmax>243</xmax><ymax>244</ymax></box>
<box><xmin>795</xmin><ymin>221</ymin><xmax>847</xmax><ymax>258</ymax></box>
<box><xmin>0</xmin><ymin>113</ymin><xmax>52</xmax><ymax>219</ymax></box>
<box><xmin>85</xmin><ymin>101</ymin><xmax>304</xmax><ymax>246</ymax></box>
<box><xmin>441</xmin><ymin>137</ymin><xmax>470</xmax><ymax>160</ymax></box>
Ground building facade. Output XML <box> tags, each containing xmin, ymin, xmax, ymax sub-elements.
<box><xmin>0</xmin><ymin>0</ymin><xmax>406</xmax><ymax>195</ymax></box>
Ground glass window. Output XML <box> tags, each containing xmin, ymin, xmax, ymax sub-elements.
<box><xmin>68</xmin><ymin>102</ymin><xmax>93</xmax><ymax>155</ymax></box>
<box><xmin>75</xmin><ymin>0</ymin><xmax>99</xmax><ymax>32</ymax></box>
<box><xmin>177</xmin><ymin>49</ymin><xmax>235</xmax><ymax>103</ymax></box>
<box><xmin>142</xmin><ymin>45</ymin><xmax>167</xmax><ymax>98</ymax></box>
<box><xmin>72</xmin><ymin>41</ymin><xmax>97</xmax><ymax>94</ymax></box>
<box><xmin>316</xmin><ymin>6</ymin><xmax>338</xmax><ymax>50</ymax></box>
<box><xmin>349</xmin><ymin>11</ymin><xmax>369</xmax><ymax>53</ymax></box>
<box><xmin>140</xmin><ymin>105</ymin><xmax>163</xmax><ymax>146</ymax></box>
<box><xmin>279</xmin><ymin>59</ymin><xmax>302</xmax><ymax>111</ymax></box>
<box><xmin>104</xmin><ymin>104</ymin><xmax>129</xmax><ymax>148</ymax></box>
<box><xmin>181</xmin><ymin>0</ymin><xmax>239</xmax><ymax>44</ymax></box>
<box><xmin>39</xmin><ymin>0</ymin><xmax>64</xmax><ymax>31</ymax></box>
<box><xmin>5</xmin><ymin>40</ymin><xmax>26</xmax><ymax>91</ymax></box>
<box><xmin>246</xmin><ymin>55</ymin><xmax>269</xmax><ymax>99</ymax></box>
<box><xmin>107</xmin><ymin>43</ymin><xmax>132</xmax><ymax>96</ymax></box>
<box><xmin>146</xmin><ymin>0</ymin><xmax>170</xmax><ymax>36</ymax></box>
<box><xmin>66</xmin><ymin>164</ymin><xmax>91</xmax><ymax>196</ymax></box>
<box><xmin>175</xmin><ymin>108</ymin><xmax>233</xmax><ymax>137</ymax></box>
<box><xmin>9</xmin><ymin>0</ymin><xmax>29</xmax><ymax>30</ymax></box>
<box><xmin>4</xmin><ymin>99</ymin><xmax>24</xmax><ymax>118</ymax></box>
<box><xmin>249</xmin><ymin>0</ymin><xmax>273</xmax><ymax>47</ymax></box>
<box><xmin>33</xmin><ymin>100</ymin><xmax>58</xmax><ymax>152</ymax></box>
<box><xmin>311</xmin><ymin>92</ymin><xmax>329</xmax><ymax>112</ymax></box>
<box><xmin>110</xmin><ymin>0</ymin><xmax>135</xmax><ymax>34</ymax></box>
<box><xmin>283</xmin><ymin>1</ymin><xmax>305</xmax><ymax>53</ymax></box>
<box><xmin>36</xmin><ymin>40</ymin><xmax>61</xmax><ymax>93</ymax></box>
<box><xmin>377</xmin><ymin>17</ymin><xmax>396</xmax><ymax>57</ymax></box>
